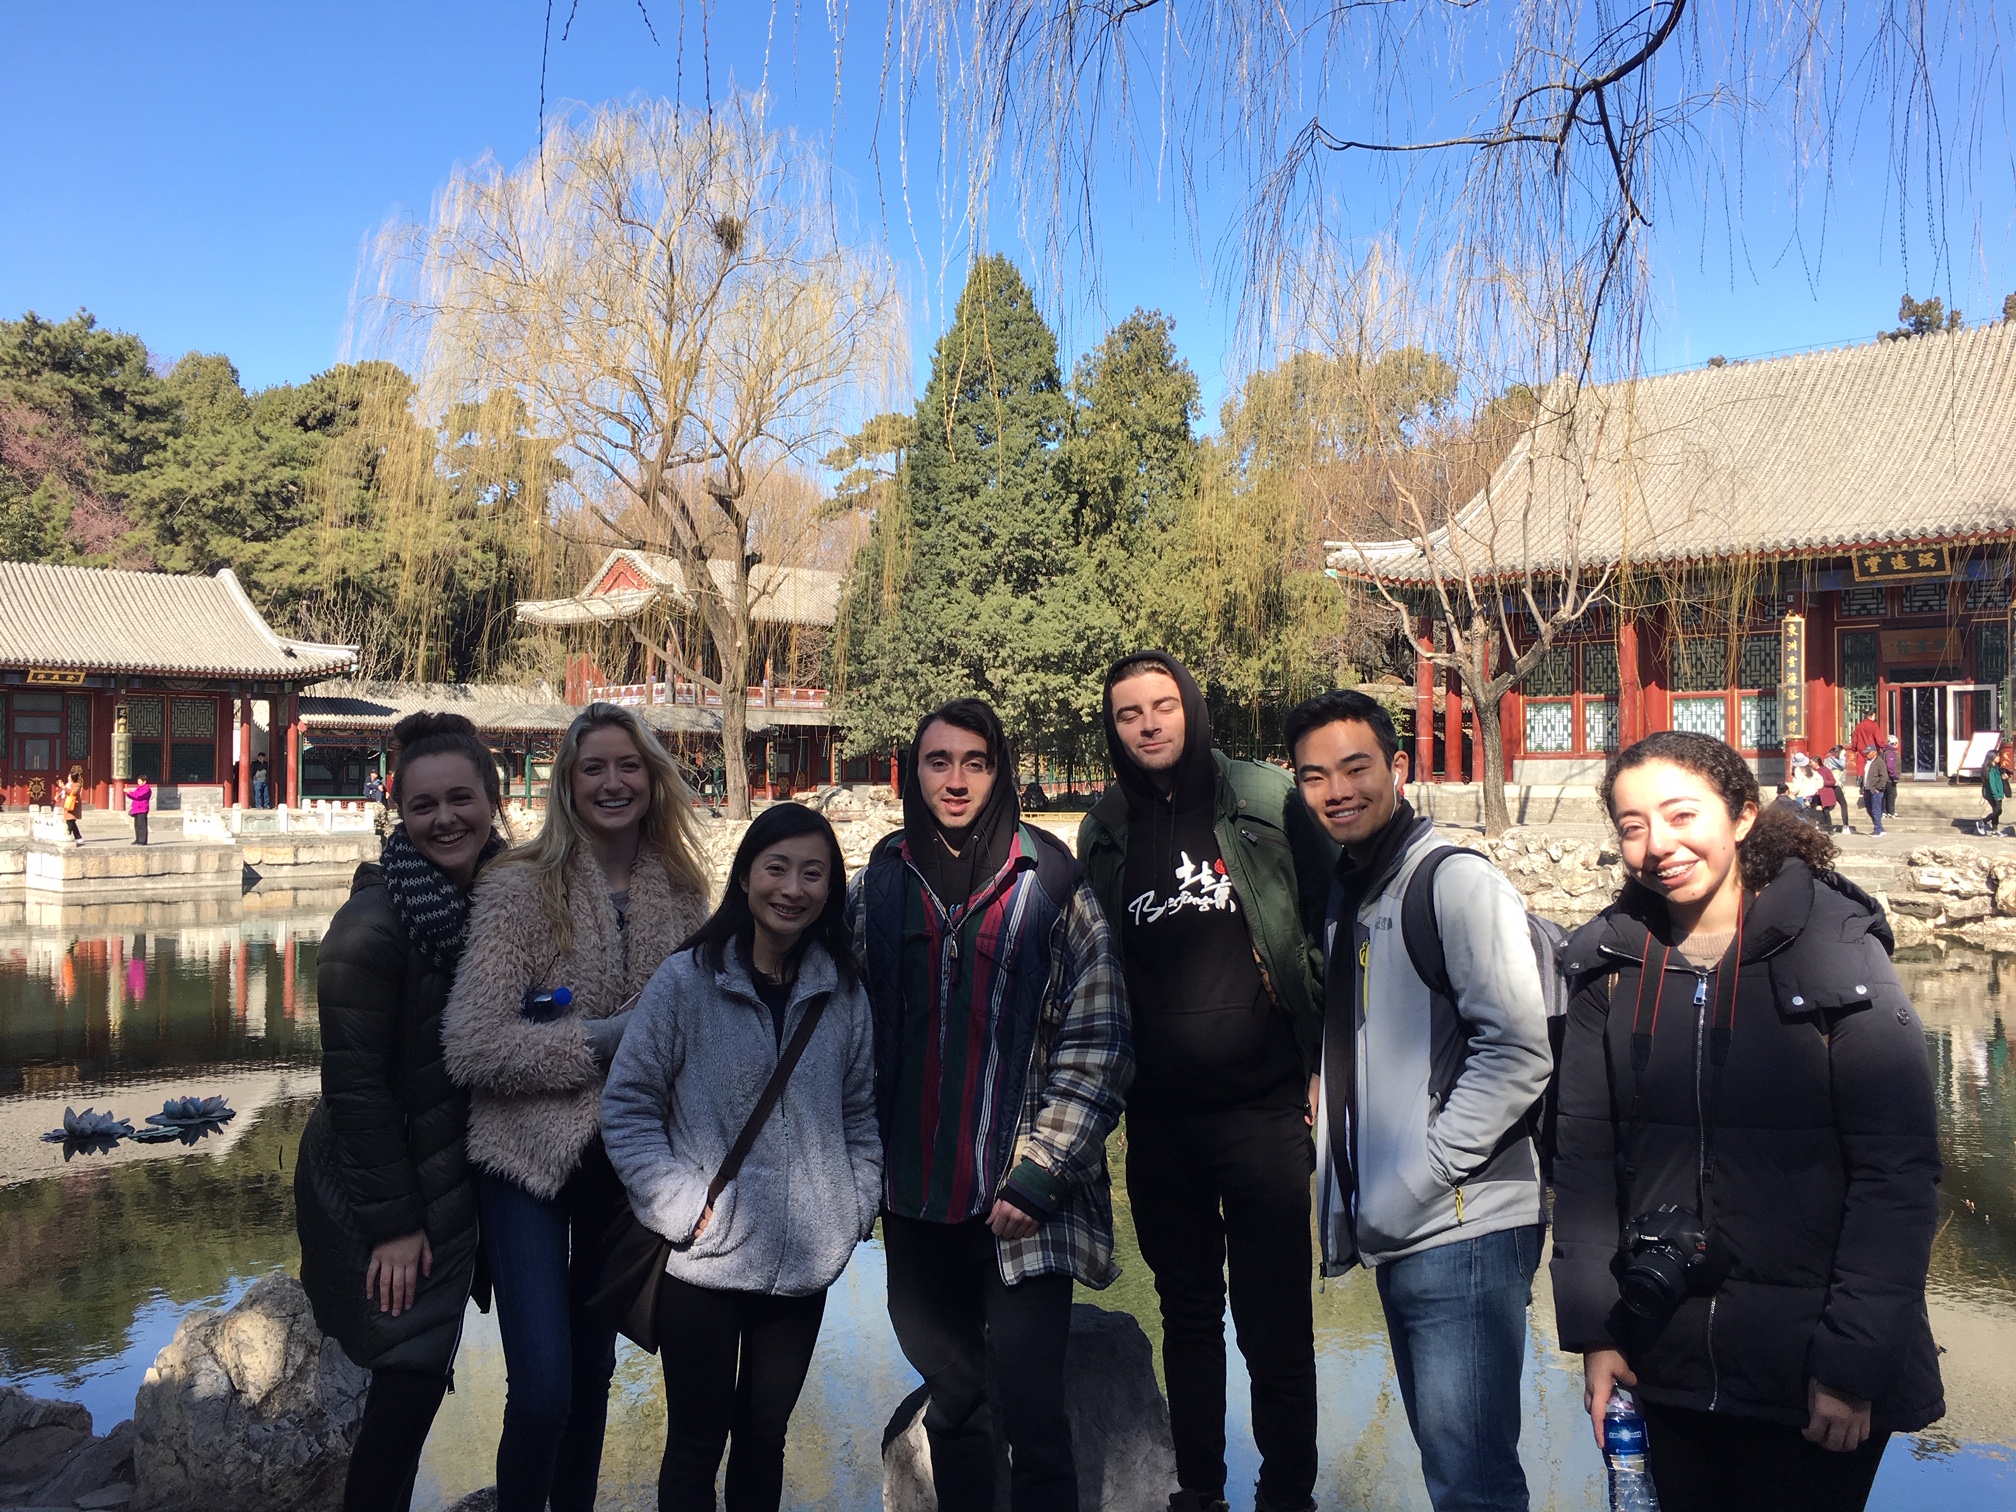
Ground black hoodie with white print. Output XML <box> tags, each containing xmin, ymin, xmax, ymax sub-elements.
<box><xmin>1105</xmin><ymin>653</ymin><xmax>1304</xmax><ymax>1111</ymax></box>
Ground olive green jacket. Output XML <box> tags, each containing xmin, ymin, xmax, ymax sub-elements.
<box><xmin>1078</xmin><ymin>751</ymin><xmax>1336</xmax><ymax>1074</ymax></box>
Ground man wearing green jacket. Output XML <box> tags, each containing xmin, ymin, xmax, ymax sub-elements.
<box><xmin>1079</xmin><ymin>652</ymin><xmax>1334</xmax><ymax>1512</ymax></box>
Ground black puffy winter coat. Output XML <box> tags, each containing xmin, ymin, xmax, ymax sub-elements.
<box><xmin>296</xmin><ymin>863</ymin><xmax>481</xmax><ymax>1376</ymax></box>
<box><xmin>1550</xmin><ymin>860</ymin><xmax>1944</xmax><ymax>1434</ymax></box>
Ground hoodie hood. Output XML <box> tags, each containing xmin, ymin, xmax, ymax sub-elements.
<box><xmin>901</xmin><ymin>704</ymin><xmax>1021</xmax><ymax>910</ymax></box>
<box><xmin>1103</xmin><ymin>651</ymin><xmax>1217</xmax><ymax>817</ymax></box>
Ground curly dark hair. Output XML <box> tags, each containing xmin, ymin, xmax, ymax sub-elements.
<box><xmin>1601</xmin><ymin>730</ymin><xmax>1837</xmax><ymax>892</ymax></box>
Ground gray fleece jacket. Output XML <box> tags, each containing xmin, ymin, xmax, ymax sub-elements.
<box><xmin>1317</xmin><ymin>819</ymin><xmax>1554</xmax><ymax>1272</ymax></box>
<box><xmin>601</xmin><ymin>936</ymin><xmax>882</xmax><ymax>1297</ymax></box>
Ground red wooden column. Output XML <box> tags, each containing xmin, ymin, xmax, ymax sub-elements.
<box><xmin>1443</xmin><ymin>665</ymin><xmax>1465</xmax><ymax>782</ymax></box>
<box><xmin>1414</xmin><ymin>613</ymin><xmax>1436</xmax><ymax>779</ymax></box>
<box><xmin>236</xmin><ymin>699</ymin><xmax>253</xmax><ymax>808</ymax></box>
<box><xmin>284</xmin><ymin>693</ymin><xmax>301</xmax><ymax>805</ymax></box>
<box><xmin>1618</xmin><ymin>618</ymin><xmax>1644</xmax><ymax>747</ymax></box>
<box><xmin>1805</xmin><ymin>588</ymin><xmax>1837</xmax><ymax>750</ymax></box>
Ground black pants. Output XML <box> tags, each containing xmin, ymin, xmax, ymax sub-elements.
<box><xmin>1126</xmin><ymin>1101</ymin><xmax>1318</xmax><ymax>1509</ymax></box>
<box><xmin>132</xmin><ymin>814</ymin><xmax>148</xmax><ymax>845</ymax></box>
<box><xmin>65</xmin><ymin>817</ymin><xmax>81</xmax><ymax>841</ymax></box>
<box><xmin>1641</xmin><ymin>1402</ymin><xmax>1890</xmax><ymax>1512</ymax></box>
<box><xmin>653</xmin><ymin>1273</ymin><xmax>827</xmax><ymax>1512</ymax></box>
<box><xmin>344</xmin><ymin>1367</ymin><xmax>450</xmax><ymax>1512</ymax></box>
<box><xmin>882</xmin><ymin>1212</ymin><xmax>1077</xmax><ymax>1512</ymax></box>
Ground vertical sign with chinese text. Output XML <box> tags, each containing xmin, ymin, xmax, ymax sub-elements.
<box><xmin>1780</xmin><ymin>614</ymin><xmax>1807</xmax><ymax>740</ymax></box>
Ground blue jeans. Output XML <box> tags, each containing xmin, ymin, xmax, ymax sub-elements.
<box><xmin>1374</xmin><ymin>1223</ymin><xmax>1544</xmax><ymax>1512</ymax></box>
<box><xmin>1864</xmin><ymin>788</ymin><xmax>1886</xmax><ymax>833</ymax></box>
<box><xmin>478</xmin><ymin>1144</ymin><xmax>622</xmax><ymax>1512</ymax></box>
<box><xmin>253</xmin><ymin>779</ymin><xmax>270</xmax><ymax>808</ymax></box>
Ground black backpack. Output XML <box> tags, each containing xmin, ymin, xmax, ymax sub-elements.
<box><xmin>1399</xmin><ymin>846</ymin><xmax>1576</xmax><ymax>1177</ymax></box>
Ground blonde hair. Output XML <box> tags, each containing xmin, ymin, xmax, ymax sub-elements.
<box><xmin>504</xmin><ymin>702</ymin><xmax>709</xmax><ymax>949</ymax></box>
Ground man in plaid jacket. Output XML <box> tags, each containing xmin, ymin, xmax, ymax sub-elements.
<box><xmin>848</xmin><ymin>698</ymin><xmax>1134</xmax><ymax>1512</ymax></box>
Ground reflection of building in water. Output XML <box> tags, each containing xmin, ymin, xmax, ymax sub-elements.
<box><xmin>0</xmin><ymin>912</ymin><xmax>332</xmax><ymax>1094</ymax></box>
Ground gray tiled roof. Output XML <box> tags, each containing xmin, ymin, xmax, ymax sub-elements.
<box><xmin>515</xmin><ymin>549</ymin><xmax>842</xmax><ymax>629</ymax></box>
<box><xmin>300</xmin><ymin>680</ymin><xmax>777</xmax><ymax>739</ymax></box>
<box><xmin>0</xmin><ymin>564</ymin><xmax>355</xmax><ymax>679</ymax></box>
<box><xmin>1326</xmin><ymin>322</ymin><xmax>2016</xmax><ymax>584</ymax></box>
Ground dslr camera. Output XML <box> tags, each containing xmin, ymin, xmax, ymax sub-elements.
<box><xmin>1611</xmin><ymin>1204</ymin><xmax>1727</xmax><ymax>1334</ymax></box>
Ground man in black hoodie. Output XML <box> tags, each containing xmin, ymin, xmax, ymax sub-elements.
<box><xmin>1079</xmin><ymin>653</ymin><xmax>1333</xmax><ymax>1512</ymax></box>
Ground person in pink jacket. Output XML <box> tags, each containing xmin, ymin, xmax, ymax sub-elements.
<box><xmin>127</xmin><ymin>774</ymin><xmax>153</xmax><ymax>847</ymax></box>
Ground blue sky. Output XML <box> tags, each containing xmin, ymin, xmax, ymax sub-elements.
<box><xmin>4</xmin><ymin>3</ymin><xmax>2010</xmax><ymax>424</ymax></box>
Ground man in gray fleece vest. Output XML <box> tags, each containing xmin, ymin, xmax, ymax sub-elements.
<box><xmin>1286</xmin><ymin>690</ymin><xmax>1553</xmax><ymax>1512</ymax></box>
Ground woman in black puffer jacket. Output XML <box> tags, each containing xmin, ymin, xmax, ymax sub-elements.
<box><xmin>1552</xmin><ymin>731</ymin><xmax>1942</xmax><ymax>1512</ymax></box>
<box><xmin>296</xmin><ymin>712</ymin><xmax>509</xmax><ymax>1512</ymax></box>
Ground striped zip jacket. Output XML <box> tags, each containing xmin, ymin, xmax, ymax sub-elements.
<box><xmin>848</xmin><ymin>823</ymin><xmax>1134</xmax><ymax>1287</ymax></box>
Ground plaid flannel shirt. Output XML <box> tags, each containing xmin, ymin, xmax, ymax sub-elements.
<box><xmin>849</xmin><ymin>836</ymin><xmax>1134</xmax><ymax>1288</ymax></box>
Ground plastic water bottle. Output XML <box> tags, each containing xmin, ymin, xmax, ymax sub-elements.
<box><xmin>521</xmin><ymin>984</ymin><xmax>573</xmax><ymax>1023</ymax></box>
<box><xmin>1603</xmin><ymin>1387</ymin><xmax>1659</xmax><ymax>1511</ymax></box>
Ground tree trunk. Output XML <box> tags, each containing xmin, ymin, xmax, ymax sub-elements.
<box><xmin>721</xmin><ymin>679</ymin><xmax>752</xmax><ymax>819</ymax></box>
<box><xmin>1477</xmin><ymin>693</ymin><xmax>1512</xmax><ymax>835</ymax></box>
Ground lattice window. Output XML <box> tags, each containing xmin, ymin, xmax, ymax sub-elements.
<box><xmin>1840</xmin><ymin>587</ymin><xmax>1887</xmax><ymax>619</ymax></box>
<box><xmin>1965</xmin><ymin>575</ymin><xmax>2008</xmax><ymax>613</ymax></box>
<box><xmin>1584</xmin><ymin>700</ymin><xmax>1620</xmax><ymax>752</ymax></box>
<box><xmin>1840</xmin><ymin>631</ymin><xmax>1879</xmax><ymax>738</ymax></box>
<box><xmin>171</xmin><ymin>698</ymin><xmax>217</xmax><ymax>738</ymax></box>
<box><xmin>1525</xmin><ymin>700</ymin><xmax>1575</xmax><ymax>753</ymax></box>
<box><xmin>1525</xmin><ymin>644</ymin><xmax>1575</xmax><ymax>697</ymax></box>
<box><xmin>1670</xmin><ymin>696</ymin><xmax>1728</xmax><ymax>739</ymax></box>
<box><xmin>127</xmin><ymin>696</ymin><xmax>163</xmax><ymax>739</ymax></box>
<box><xmin>1672</xmin><ymin>600</ymin><xmax>1707</xmax><ymax>630</ymax></box>
<box><xmin>1740</xmin><ymin>693</ymin><xmax>1780</xmax><ymax>749</ymax></box>
<box><xmin>1738</xmin><ymin>634</ymin><xmax>1780</xmax><ymax>689</ymax></box>
<box><xmin>1977</xmin><ymin>622</ymin><xmax>2008</xmax><ymax>689</ymax></box>
<box><xmin>65</xmin><ymin>695</ymin><xmax>90</xmax><ymax>761</ymax></box>
<box><xmin>1584</xmin><ymin>642</ymin><xmax>1620</xmax><ymax>696</ymax></box>
<box><xmin>1673</xmin><ymin>638</ymin><xmax>1729</xmax><ymax>692</ymax></box>
<box><xmin>1900</xmin><ymin>580</ymin><xmax>1949</xmax><ymax>617</ymax></box>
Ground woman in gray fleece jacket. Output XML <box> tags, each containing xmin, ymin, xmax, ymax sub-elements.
<box><xmin>603</xmin><ymin>802</ymin><xmax>881</xmax><ymax>1512</ymax></box>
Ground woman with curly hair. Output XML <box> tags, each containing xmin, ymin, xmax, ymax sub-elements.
<box><xmin>444</xmin><ymin>703</ymin><xmax>712</xmax><ymax>1512</ymax></box>
<box><xmin>1550</xmin><ymin>731</ymin><xmax>1942</xmax><ymax>1512</ymax></box>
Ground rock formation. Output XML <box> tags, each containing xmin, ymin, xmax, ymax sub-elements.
<box><xmin>0</xmin><ymin>1386</ymin><xmax>135</xmax><ymax>1509</ymax></box>
<box><xmin>129</xmin><ymin>1273</ymin><xmax>366</xmax><ymax>1512</ymax></box>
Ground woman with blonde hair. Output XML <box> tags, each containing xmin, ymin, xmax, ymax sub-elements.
<box><xmin>445</xmin><ymin>702</ymin><xmax>712</xmax><ymax>1512</ymax></box>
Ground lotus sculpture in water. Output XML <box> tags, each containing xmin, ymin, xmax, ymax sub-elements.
<box><xmin>41</xmin><ymin>1106</ymin><xmax>135</xmax><ymax>1159</ymax></box>
<box><xmin>130</xmin><ymin>1094</ymin><xmax>236</xmax><ymax>1144</ymax></box>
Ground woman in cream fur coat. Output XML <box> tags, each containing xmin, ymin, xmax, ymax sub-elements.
<box><xmin>444</xmin><ymin>702</ymin><xmax>710</xmax><ymax>1512</ymax></box>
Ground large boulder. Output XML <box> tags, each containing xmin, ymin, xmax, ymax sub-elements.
<box><xmin>130</xmin><ymin>1272</ymin><xmax>367</xmax><ymax>1512</ymax></box>
<box><xmin>0</xmin><ymin>1385</ymin><xmax>96</xmax><ymax>1505</ymax></box>
<box><xmin>883</xmin><ymin>1304</ymin><xmax>1176</xmax><ymax>1512</ymax></box>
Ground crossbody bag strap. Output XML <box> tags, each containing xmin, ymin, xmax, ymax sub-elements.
<box><xmin>705</xmin><ymin>994</ymin><xmax>831</xmax><ymax>1207</ymax></box>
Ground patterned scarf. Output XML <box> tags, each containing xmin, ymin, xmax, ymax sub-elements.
<box><xmin>379</xmin><ymin>824</ymin><xmax>506</xmax><ymax>970</ymax></box>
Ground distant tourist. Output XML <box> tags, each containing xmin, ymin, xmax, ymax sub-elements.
<box><xmin>60</xmin><ymin>769</ymin><xmax>83</xmax><ymax>843</ymax></box>
<box><xmin>443</xmin><ymin>703</ymin><xmax>711</xmax><ymax>1512</ymax></box>
<box><xmin>847</xmin><ymin>698</ymin><xmax>1132</xmax><ymax>1512</ymax></box>
<box><xmin>1858</xmin><ymin>742</ymin><xmax>1891</xmax><ymax>836</ymax></box>
<box><xmin>1553</xmin><ymin>731</ymin><xmax>1942</xmax><ymax>1512</ymax></box>
<box><xmin>1287</xmin><ymin>689</ymin><xmax>1553</xmax><ymax>1512</ymax></box>
<box><xmin>1976</xmin><ymin>739</ymin><xmax>2014</xmax><ymax>837</ymax></box>
<box><xmin>1770</xmin><ymin>782</ymin><xmax>1811</xmax><ymax>821</ymax></box>
<box><xmin>1883</xmin><ymin>734</ymin><xmax>1904</xmax><ymax>816</ymax></box>
<box><xmin>1080</xmin><ymin>653</ymin><xmax>1330</xmax><ymax>1512</ymax></box>
<box><xmin>1846</xmin><ymin>712</ymin><xmax>1884</xmax><ymax>830</ymax></box>
<box><xmin>602</xmin><ymin>803</ymin><xmax>881</xmax><ymax>1512</ymax></box>
<box><xmin>294</xmin><ymin>711</ymin><xmax>509</xmax><ymax>1512</ymax></box>
<box><xmin>364</xmin><ymin>772</ymin><xmax>385</xmax><ymax>805</ymax></box>
<box><xmin>252</xmin><ymin>752</ymin><xmax>271</xmax><ymax>809</ymax></box>
<box><xmin>126</xmin><ymin>773</ymin><xmax>151</xmax><ymax>847</ymax></box>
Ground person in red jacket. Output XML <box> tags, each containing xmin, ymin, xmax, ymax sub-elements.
<box><xmin>1846</xmin><ymin>713</ymin><xmax>1885</xmax><ymax>833</ymax></box>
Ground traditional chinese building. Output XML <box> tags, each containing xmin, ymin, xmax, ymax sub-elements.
<box><xmin>0</xmin><ymin>564</ymin><xmax>354</xmax><ymax>810</ymax></box>
<box><xmin>515</xmin><ymin>548</ymin><xmax>881</xmax><ymax>796</ymax></box>
<box><xmin>1329</xmin><ymin>322</ymin><xmax>2016</xmax><ymax>786</ymax></box>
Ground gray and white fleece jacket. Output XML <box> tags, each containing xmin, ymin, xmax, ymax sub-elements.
<box><xmin>1317</xmin><ymin>818</ymin><xmax>1554</xmax><ymax>1272</ymax></box>
<box><xmin>601</xmin><ymin>937</ymin><xmax>882</xmax><ymax>1297</ymax></box>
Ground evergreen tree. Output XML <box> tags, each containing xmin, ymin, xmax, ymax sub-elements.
<box><xmin>838</xmin><ymin>255</ymin><xmax>1084</xmax><ymax>754</ymax></box>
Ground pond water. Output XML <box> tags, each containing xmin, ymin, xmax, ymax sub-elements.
<box><xmin>1</xmin><ymin>907</ymin><xmax>2010</xmax><ymax>1510</ymax></box>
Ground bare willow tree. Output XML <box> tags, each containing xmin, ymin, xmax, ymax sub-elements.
<box><xmin>362</xmin><ymin>94</ymin><xmax>903</xmax><ymax>816</ymax></box>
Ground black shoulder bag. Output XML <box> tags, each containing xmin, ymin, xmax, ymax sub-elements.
<box><xmin>588</xmin><ymin>994</ymin><xmax>831</xmax><ymax>1352</ymax></box>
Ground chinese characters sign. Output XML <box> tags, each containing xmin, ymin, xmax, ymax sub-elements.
<box><xmin>1779</xmin><ymin>614</ymin><xmax>1806</xmax><ymax>739</ymax></box>
<box><xmin>1852</xmin><ymin>545</ymin><xmax>1951</xmax><ymax>582</ymax></box>
<box><xmin>1878</xmin><ymin>628</ymin><xmax>1964</xmax><ymax>665</ymax></box>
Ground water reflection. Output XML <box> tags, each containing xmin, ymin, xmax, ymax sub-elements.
<box><xmin>0</xmin><ymin>916</ymin><xmax>2008</xmax><ymax>1510</ymax></box>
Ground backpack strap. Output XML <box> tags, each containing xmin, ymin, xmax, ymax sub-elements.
<box><xmin>1398</xmin><ymin>844</ymin><xmax>1464</xmax><ymax>1001</ymax></box>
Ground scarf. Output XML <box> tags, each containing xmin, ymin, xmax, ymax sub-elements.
<box><xmin>379</xmin><ymin>823</ymin><xmax>506</xmax><ymax>971</ymax></box>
